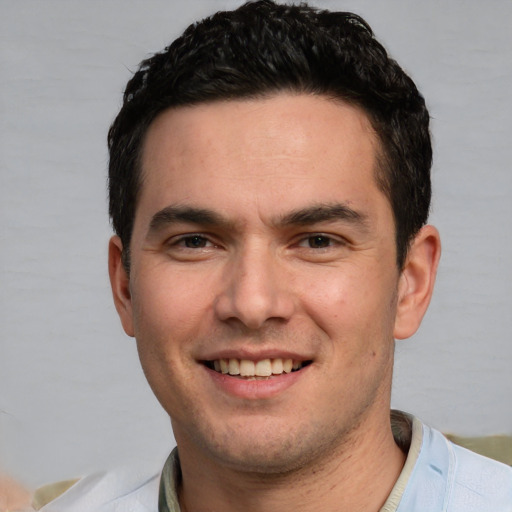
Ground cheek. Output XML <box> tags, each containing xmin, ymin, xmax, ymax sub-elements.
<box><xmin>299</xmin><ymin>264</ymin><xmax>397</xmax><ymax>343</ymax></box>
<box><xmin>131</xmin><ymin>265</ymin><xmax>214</xmax><ymax>338</ymax></box>
<box><xmin>130</xmin><ymin>274</ymin><xmax>204</xmax><ymax>410</ymax></box>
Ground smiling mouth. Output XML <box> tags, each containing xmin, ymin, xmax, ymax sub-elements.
<box><xmin>203</xmin><ymin>358</ymin><xmax>312</xmax><ymax>379</ymax></box>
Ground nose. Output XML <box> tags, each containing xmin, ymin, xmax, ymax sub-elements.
<box><xmin>213</xmin><ymin>243</ymin><xmax>295</xmax><ymax>330</ymax></box>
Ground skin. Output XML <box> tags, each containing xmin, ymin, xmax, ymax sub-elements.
<box><xmin>109</xmin><ymin>94</ymin><xmax>440</xmax><ymax>511</ymax></box>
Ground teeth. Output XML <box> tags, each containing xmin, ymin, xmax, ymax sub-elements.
<box><xmin>240</xmin><ymin>359</ymin><xmax>255</xmax><ymax>376</ymax></box>
<box><xmin>271</xmin><ymin>358</ymin><xmax>283</xmax><ymax>374</ymax></box>
<box><xmin>219</xmin><ymin>359</ymin><xmax>229</xmax><ymax>374</ymax></box>
<box><xmin>228</xmin><ymin>358</ymin><xmax>240</xmax><ymax>375</ymax></box>
<box><xmin>211</xmin><ymin>358</ymin><xmax>304</xmax><ymax>377</ymax></box>
<box><xmin>255</xmin><ymin>359</ymin><xmax>272</xmax><ymax>376</ymax></box>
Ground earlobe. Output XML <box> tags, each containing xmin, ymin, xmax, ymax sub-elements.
<box><xmin>394</xmin><ymin>225</ymin><xmax>441</xmax><ymax>340</ymax></box>
<box><xmin>108</xmin><ymin>236</ymin><xmax>135</xmax><ymax>337</ymax></box>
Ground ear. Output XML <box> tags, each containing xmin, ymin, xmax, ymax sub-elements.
<box><xmin>394</xmin><ymin>225</ymin><xmax>441</xmax><ymax>340</ymax></box>
<box><xmin>108</xmin><ymin>236</ymin><xmax>135</xmax><ymax>337</ymax></box>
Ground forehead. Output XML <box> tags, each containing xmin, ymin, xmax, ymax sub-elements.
<box><xmin>137</xmin><ymin>94</ymin><xmax>385</xmax><ymax>221</ymax></box>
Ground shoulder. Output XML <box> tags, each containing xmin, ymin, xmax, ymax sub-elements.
<box><xmin>35</xmin><ymin>465</ymin><xmax>160</xmax><ymax>512</ymax></box>
<box><xmin>400</xmin><ymin>420</ymin><xmax>512</xmax><ymax>512</ymax></box>
<box><xmin>449</xmin><ymin>440</ymin><xmax>512</xmax><ymax>511</ymax></box>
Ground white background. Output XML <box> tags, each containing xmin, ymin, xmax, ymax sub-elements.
<box><xmin>1</xmin><ymin>0</ymin><xmax>511</xmax><ymax>488</ymax></box>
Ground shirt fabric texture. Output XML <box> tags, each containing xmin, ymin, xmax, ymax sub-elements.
<box><xmin>37</xmin><ymin>413</ymin><xmax>512</xmax><ymax>512</ymax></box>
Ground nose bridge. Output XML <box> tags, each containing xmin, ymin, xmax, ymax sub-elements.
<box><xmin>214</xmin><ymin>239</ymin><xmax>293</xmax><ymax>329</ymax></box>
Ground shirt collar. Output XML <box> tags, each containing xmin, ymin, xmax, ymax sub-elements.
<box><xmin>158</xmin><ymin>410</ymin><xmax>423</xmax><ymax>512</ymax></box>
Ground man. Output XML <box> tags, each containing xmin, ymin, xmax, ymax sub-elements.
<box><xmin>38</xmin><ymin>1</ymin><xmax>512</xmax><ymax>511</ymax></box>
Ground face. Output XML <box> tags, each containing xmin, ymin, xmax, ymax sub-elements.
<box><xmin>111</xmin><ymin>94</ymin><xmax>410</xmax><ymax>473</ymax></box>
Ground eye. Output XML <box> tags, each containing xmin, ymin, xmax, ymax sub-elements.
<box><xmin>297</xmin><ymin>234</ymin><xmax>338</xmax><ymax>249</ymax></box>
<box><xmin>163</xmin><ymin>232</ymin><xmax>223</xmax><ymax>262</ymax></box>
<box><xmin>305</xmin><ymin>235</ymin><xmax>333</xmax><ymax>249</ymax></box>
<box><xmin>178</xmin><ymin>235</ymin><xmax>211</xmax><ymax>248</ymax></box>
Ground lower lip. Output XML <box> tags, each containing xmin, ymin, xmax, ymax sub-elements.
<box><xmin>203</xmin><ymin>365</ymin><xmax>310</xmax><ymax>400</ymax></box>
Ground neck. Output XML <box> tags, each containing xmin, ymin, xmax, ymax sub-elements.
<box><xmin>175</xmin><ymin>414</ymin><xmax>405</xmax><ymax>512</ymax></box>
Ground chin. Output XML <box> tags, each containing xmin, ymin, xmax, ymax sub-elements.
<box><xmin>194</xmin><ymin>417</ymin><xmax>341</xmax><ymax>476</ymax></box>
<box><xmin>212</xmin><ymin>443</ymin><xmax>312</xmax><ymax>475</ymax></box>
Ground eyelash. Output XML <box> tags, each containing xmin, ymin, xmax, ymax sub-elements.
<box><xmin>297</xmin><ymin>234</ymin><xmax>336</xmax><ymax>249</ymax></box>
<box><xmin>165</xmin><ymin>232</ymin><xmax>348</xmax><ymax>257</ymax></box>
<box><xmin>170</xmin><ymin>234</ymin><xmax>215</xmax><ymax>249</ymax></box>
<box><xmin>295</xmin><ymin>233</ymin><xmax>347</xmax><ymax>250</ymax></box>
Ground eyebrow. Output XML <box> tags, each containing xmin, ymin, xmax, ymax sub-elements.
<box><xmin>147</xmin><ymin>202</ymin><xmax>369</xmax><ymax>238</ymax></box>
<box><xmin>276</xmin><ymin>203</ymin><xmax>369</xmax><ymax>229</ymax></box>
<box><xmin>148</xmin><ymin>205</ymin><xmax>234</xmax><ymax>235</ymax></box>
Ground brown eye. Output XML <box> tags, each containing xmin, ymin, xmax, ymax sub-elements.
<box><xmin>183</xmin><ymin>235</ymin><xmax>209</xmax><ymax>248</ymax></box>
<box><xmin>307</xmin><ymin>235</ymin><xmax>332</xmax><ymax>248</ymax></box>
